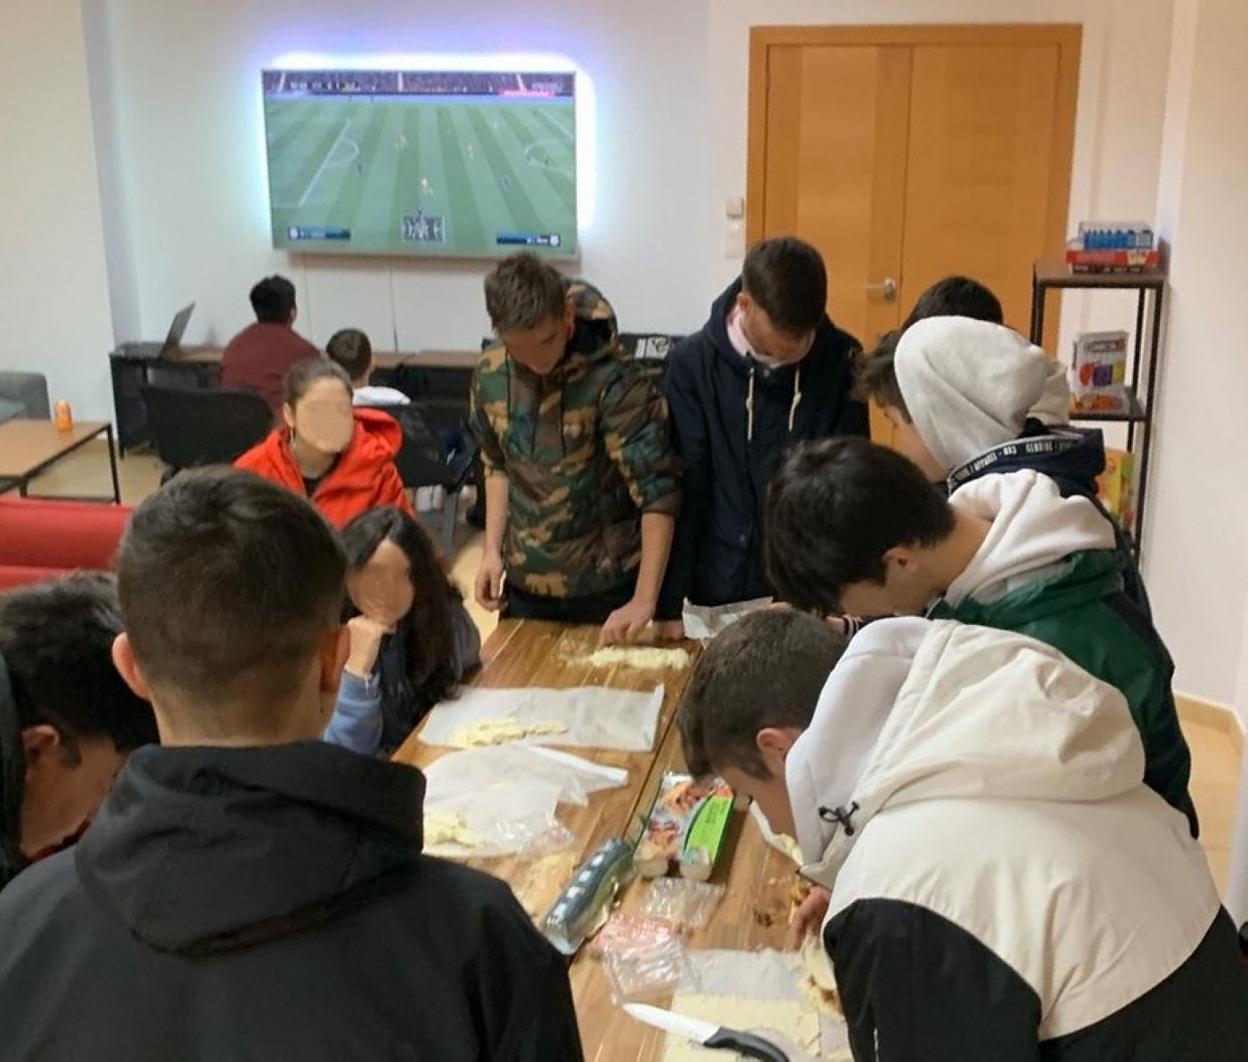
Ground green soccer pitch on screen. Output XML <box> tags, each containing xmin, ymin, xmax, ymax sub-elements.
<box><xmin>261</xmin><ymin>69</ymin><xmax>577</xmax><ymax>258</ymax></box>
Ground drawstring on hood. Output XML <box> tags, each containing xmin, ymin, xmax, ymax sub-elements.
<box><xmin>789</xmin><ymin>365</ymin><xmax>803</xmax><ymax>432</ymax></box>
<box><xmin>788</xmin><ymin>618</ymin><xmax>1146</xmax><ymax>889</ymax></box>
<box><xmin>745</xmin><ymin>361</ymin><xmax>804</xmax><ymax>442</ymax></box>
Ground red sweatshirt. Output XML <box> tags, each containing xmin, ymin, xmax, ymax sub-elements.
<box><xmin>235</xmin><ymin>408</ymin><xmax>414</xmax><ymax>528</ymax></box>
<box><xmin>220</xmin><ymin>323</ymin><xmax>320</xmax><ymax>411</ymax></box>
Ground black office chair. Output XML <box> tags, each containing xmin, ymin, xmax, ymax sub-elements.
<box><xmin>363</xmin><ymin>404</ymin><xmax>478</xmax><ymax>556</ymax></box>
<box><xmin>141</xmin><ymin>385</ymin><xmax>273</xmax><ymax>482</ymax></box>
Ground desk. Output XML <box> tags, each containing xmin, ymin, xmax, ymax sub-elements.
<box><xmin>0</xmin><ymin>420</ymin><xmax>121</xmax><ymax>504</ymax></box>
<box><xmin>391</xmin><ymin>619</ymin><xmax>798</xmax><ymax>1061</ymax></box>
<box><xmin>108</xmin><ymin>346</ymin><xmax>480</xmax><ymax>454</ymax></box>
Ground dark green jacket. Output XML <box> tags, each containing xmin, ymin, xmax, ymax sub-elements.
<box><xmin>469</xmin><ymin>282</ymin><xmax>681</xmax><ymax>600</ymax></box>
<box><xmin>929</xmin><ymin>549</ymin><xmax>1197</xmax><ymax>835</ymax></box>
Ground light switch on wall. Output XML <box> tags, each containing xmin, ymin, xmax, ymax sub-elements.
<box><xmin>725</xmin><ymin>195</ymin><xmax>745</xmax><ymax>219</ymax></box>
<box><xmin>724</xmin><ymin>219</ymin><xmax>745</xmax><ymax>256</ymax></box>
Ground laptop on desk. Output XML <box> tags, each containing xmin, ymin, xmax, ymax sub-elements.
<box><xmin>116</xmin><ymin>303</ymin><xmax>195</xmax><ymax>360</ymax></box>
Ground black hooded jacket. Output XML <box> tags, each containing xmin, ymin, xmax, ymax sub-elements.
<box><xmin>0</xmin><ymin>742</ymin><xmax>583</xmax><ymax>1061</ymax></box>
<box><xmin>0</xmin><ymin>654</ymin><xmax>28</xmax><ymax>891</ymax></box>
<box><xmin>658</xmin><ymin>280</ymin><xmax>868</xmax><ymax>615</ymax></box>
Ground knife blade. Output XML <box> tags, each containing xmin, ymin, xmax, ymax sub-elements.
<box><xmin>622</xmin><ymin>1002</ymin><xmax>791</xmax><ymax>1061</ymax></box>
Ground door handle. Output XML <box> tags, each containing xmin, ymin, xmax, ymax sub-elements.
<box><xmin>865</xmin><ymin>277</ymin><xmax>898</xmax><ymax>301</ymax></box>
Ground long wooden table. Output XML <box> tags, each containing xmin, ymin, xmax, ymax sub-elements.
<box><xmin>392</xmin><ymin>619</ymin><xmax>800</xmax><ymax>1061</ymax></box>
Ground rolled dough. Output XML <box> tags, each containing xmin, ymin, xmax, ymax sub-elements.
<box><xmin>448</xmin><ymin>718</ymin><xmax>568</xmax><ymax>747</ymax></box>
<box><xmin>584</xmin><ymin>646</ymin><xmax>691</xmax><ymax>670</ymax></box>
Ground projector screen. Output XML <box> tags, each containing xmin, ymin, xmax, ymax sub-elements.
<box><xmin>261</xmin><ymin>69</ymin><xmax>577</xmax><ymax>258</ymax></box>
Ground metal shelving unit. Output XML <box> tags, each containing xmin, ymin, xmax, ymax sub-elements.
<box><xmin>1030</xmin><ymin>259</ymin><xmax>1166</xmax><ymax>553</ymax></box>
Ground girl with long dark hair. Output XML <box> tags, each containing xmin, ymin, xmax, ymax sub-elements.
<box><xmin>323</xmin><ymin>507</ymin><xmax>480</xmax><ymax>754</ymax></box>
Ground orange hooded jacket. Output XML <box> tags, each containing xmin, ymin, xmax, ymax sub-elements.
<box><xmin>235</xmin><ymin>408</ymin><xmax>414</xmax><ymax>528</ymax></box>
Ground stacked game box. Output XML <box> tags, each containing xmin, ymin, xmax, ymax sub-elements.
<box><xmin>1066</xmin><ymin>221</ymin><xmax>1160</xmax><ymax>273</ymax></box>
<box><xmin>1071</xmin><ymin>330</ymin><xmax>1129</xmax><ymax>413</ymax></box>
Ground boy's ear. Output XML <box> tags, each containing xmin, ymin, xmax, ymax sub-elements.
<box><xmin>112</xmin><ymin>633</ymin><xmax>152</xmax><ymax>701</ymax></box>
<box><xmin>882</xmin><ymin>545</ymin><xmax>919</xmax><ymax>574</ymax></box>
<box><xmin>756</xmin><ymin>726</ymin><xmax>802</xmax><ymax>775</ymax></box>
<box><xmin>562</xmin><ymin>297</ymin><xmax>576</xmax><ymax>338</ymax></box>
<box><xmin>22</xmin><ymin>724</ymin><xmax>66</xmax><ymax>769</ymax></box>
<box><xmin>318</xmin><ymin>626</ymin><xmax>350</xmax><ymax>693</ymax></box>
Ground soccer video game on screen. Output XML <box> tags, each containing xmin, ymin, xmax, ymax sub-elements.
<box><xmin>261</xmin><ymin>69</ymin><xmax>577</xmax><ymax>258</ymax></box>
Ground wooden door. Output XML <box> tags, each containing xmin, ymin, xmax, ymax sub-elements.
<box><xmin>747</xmin><ymin>25</ymin><xmax>1080</xmax><ymax>444</ymax></box>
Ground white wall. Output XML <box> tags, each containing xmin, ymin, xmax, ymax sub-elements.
<box><xmin>1148</xmin><ymin>0</ymin><xmax>1248</xmax><ymax>715</ymax></box>
<box><xmin>0</xmin><ymin>0</ymin><xmax>114</xmax><ymax>419</ymax></box>
<box><xmin>87</xmin><ymin>1</ymin><xmax>1175</xmax><ymax>363</ymax></box>
<box><xmin>87</xmin><ymin>0</ymin><xmax>712</xmax><ymax>353</ymax></box>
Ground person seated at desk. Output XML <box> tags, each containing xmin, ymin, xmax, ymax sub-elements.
<box><xmin>468</xmin><ymin>253</ymin><xmax>682</xmax><ymax>645</ymax></box>
<box><xmin>678</xmin><ymin>609</ymin><xmax>1248</xmax><ymax>1062</ymax></box>
<box><xmin>220</xmin><ymin>274</ymin><xmax>320</xmax><ymax>412</ymax></box>
<box><xmin>0</xmin><ymin>469</ymin><xmax>583</xmax><ymax>1061</ymax></box>
<box><xmin>0</xmin><ymin>574</ymin><xmax>158</xmax><ymax>892</ymax></box>
<box><xmin>326</xmin><ymin>327</ymin><xmax>410</xmax><ymax>407</ymax></box>
<box><xmin>235</xmin><ymin>358</ymin><xmax>414</xmax><ymax>529</ymax></box>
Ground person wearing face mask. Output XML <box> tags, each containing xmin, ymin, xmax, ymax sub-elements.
<box><xmin>653</xmin><ymin>237</ymin><xmax>868</xmax><ymax>638</ymax></box>
<box><xmin>235</xmin><ymin>358</ymin><xmax>414</xmax><ymax>528</ymax></box>
<box><xmin>323</xmin><ymin>507</ymin><xmax>481</xmax><ymax>756</ymax></box>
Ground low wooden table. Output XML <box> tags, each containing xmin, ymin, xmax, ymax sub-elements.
<box><xmin>392</xmin><ymin>619</ymin><xmax>799</xmax><ymax>1060</ymax></box>
<box><xmin>0</xmin><ymin>419</ymin><xmax>121</xmax><ymax>504</ymax></box>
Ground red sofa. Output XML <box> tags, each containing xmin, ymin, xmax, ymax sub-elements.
<box><xmin>0</xmin><ymin>498</ymin><xmax>131</xmax><ymax>591</ymax></box>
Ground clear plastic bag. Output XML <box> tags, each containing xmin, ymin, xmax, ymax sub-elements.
<box><xmin>422</xmin><ymin>746</ymin><xmax>626</xmax><ymax>859</ymax></box>
<box><xmin>601</xmin><ymin>930</ymin><xmax>692</xmax><ymax>1003</ymax></box>
<box><xmin>589</xmin><ymin>913</ymin><xmax>682</xmax><ymax>959</ymax></box>
<box><xmin>637</xmin><ymin>877</ymin><xmax>725</xmax><ymax>929</ymax></box>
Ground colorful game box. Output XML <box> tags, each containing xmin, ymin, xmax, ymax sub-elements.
<box><xmin>1071</xmin><ymin>331</ymin><xmax>1129</xmax><ymax>412</ymax></box>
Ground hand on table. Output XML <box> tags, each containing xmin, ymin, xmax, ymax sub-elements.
<box><xmin>786</xmin><ymin>885</ymin><xmax>831</xmax><ymax>951</ymax></box>
<box><xmin>598</xmin><ymin>596</ymin><xmax>656</xmax><ymax>647</ymax></box>
<box><xmin>474</xmin><ymin>549</ymin><xmax>505</xmax><ymax>611</ymax></box>
<box><xmin>344</xmin><ymin>615</ymin><xmax>394</xmax><ymax>679</ymax></box>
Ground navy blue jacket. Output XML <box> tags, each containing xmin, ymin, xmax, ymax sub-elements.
<box><xmin>658</xmin><ymin>280</ymin><xmax>868</xmax><ymax>616</ymax></box>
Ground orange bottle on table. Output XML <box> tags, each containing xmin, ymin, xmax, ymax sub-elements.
<box><xmin>54</xmin><ymin>401</ymin><xmax>73</xmax><ymax>431</ymax></box>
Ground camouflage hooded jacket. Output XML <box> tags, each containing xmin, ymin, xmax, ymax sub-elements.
<box><xmin>469</xmin><ymin>282</ymin><xmax>681</xmax><ymax>599</ymax></box>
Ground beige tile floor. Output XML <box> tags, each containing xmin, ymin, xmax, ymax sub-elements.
<box><xmin>17</xmin><ymin>442</ymin><xmax>1243</xmax><ymax>895</ymax></box>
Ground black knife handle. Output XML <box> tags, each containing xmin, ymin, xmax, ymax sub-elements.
<box><xmin>704</xmin><ymin>1028</ymin><xmax>790</xmax><ymax>1061</ymax></box>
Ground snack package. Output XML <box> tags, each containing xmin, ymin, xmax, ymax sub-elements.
<box><xmin>635</xmin><ymin>773</ymin><xmax>736</xmax><ymax>881</ymax></box>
